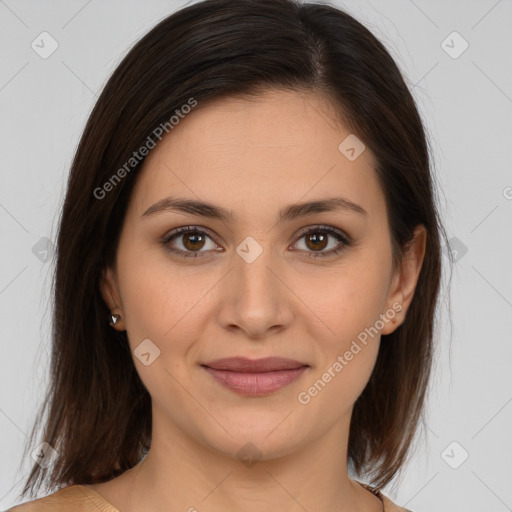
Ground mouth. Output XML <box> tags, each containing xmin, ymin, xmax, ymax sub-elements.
<box><xmin>201</xmin><ymin>357</ymin><xmax>309</xmax><ymax>396</ymax></box>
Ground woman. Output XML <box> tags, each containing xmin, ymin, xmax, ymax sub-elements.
<box><xmin>9</xmin><ymin>0</ymin><xmax>449</xmax><ymax>510</ymax></box>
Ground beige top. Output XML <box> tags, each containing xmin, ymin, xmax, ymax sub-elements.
<box><xmin>7</xmin><ymin>482</ymin><xmax>412</xmax><ymax>511</ymax></box>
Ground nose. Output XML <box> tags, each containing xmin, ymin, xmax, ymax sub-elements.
<box><xmin>216</xmin><ymin>242</ymin><xmax>294</xmax><ymax>339</ymax></box>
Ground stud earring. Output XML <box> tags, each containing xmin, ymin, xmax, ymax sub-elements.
<box><xmin>108</xmin><ymin>312</ymin><xmax>121</xmax><ymax>326</ymax></box>
<box><xmin>107</xmin><ymin>293</ymin><xmax>122</xmax><ymax>327</ymax></box>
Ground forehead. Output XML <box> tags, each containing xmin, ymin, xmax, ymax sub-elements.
<box><xmin>128</xmin><ymin>89</ymin><xmax>384</xmax><ymax>221</ymax></box>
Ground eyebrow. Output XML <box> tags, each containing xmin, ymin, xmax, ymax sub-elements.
<box><xmin>141</xmin><ymin>195</ymin><xmax>367</xmax><ymax>223</ymax></box>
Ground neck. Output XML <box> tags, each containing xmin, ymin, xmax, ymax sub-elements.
<box><xmin>119</xmin><ymin>409</ymin><xmax>383</xmax><ymax>512</ymax></box>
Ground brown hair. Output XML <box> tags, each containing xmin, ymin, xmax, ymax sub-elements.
<box><xmin>19</xmin><ymin>0</ymin><xmax>451</xmax><ymax>499</ymax></box>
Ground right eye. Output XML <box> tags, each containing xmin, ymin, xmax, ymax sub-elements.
<box><xmin>161</xmin><ymin>226</ymin><xmax>221</xmax><ymax>258</ymax></box>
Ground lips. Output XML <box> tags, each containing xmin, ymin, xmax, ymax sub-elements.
<box><xmin>203</xmin><ymin>357</ymin><xmax>307</xmax><ymax>372</ymax></box>
<box><xmin>201</xmin><ymin>357</ymin><xmax>309</xmax><ymax>396</ymax></box>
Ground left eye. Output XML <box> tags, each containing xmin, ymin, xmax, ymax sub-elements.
<box><xmin>161</xmin><ymin>225</ymin><xmax>351</xmax><ymax>259</ymax></box>
<box><xmin>291</xmin><ymin>226</ymin><xmax>351</xmax><ymax>258</ymax></box>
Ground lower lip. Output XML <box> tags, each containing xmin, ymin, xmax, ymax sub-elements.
<box><xmin>202</xmin><ymin>366</ymin><xmax>308</xmax><ymax>396</ymax></box>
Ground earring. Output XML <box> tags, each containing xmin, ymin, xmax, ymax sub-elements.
<box><xmin>108</xmin><ymin>312</ymin><xmax>121</xmax><ymax>326</ymax></box>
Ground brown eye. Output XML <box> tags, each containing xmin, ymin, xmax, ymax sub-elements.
<box><xmin>293</xmin><ymin>226</ymin><xmax>352</xmax><ymax>258</ymax></box>
<box><xmin>182</xmin><ymin>232</ymin><xmax>206</xmax><ymax>251</ymax></box>
<box><xmin>162</xmin><ymin>226</ymin><xmax>218</xmax><ymax>258</ymax></box>
<box><xmin>304</xmin><ymin>232</ymin><xmax>329</xmax><ymax>252</ymax></box>
<box><xmin>162</xmin><ymin>225</ymin><xmax>352</xmax><ymax>260</ymax></box>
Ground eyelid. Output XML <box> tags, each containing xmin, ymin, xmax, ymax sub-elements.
<box><xmin>293</xmin><ymin>224</ymin><xmax>351</xmax><ymax>243</ymax></box>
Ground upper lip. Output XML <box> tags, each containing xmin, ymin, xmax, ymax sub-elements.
<box><xmin>202</xmin><ymin>357</ymin><xmax>308</xmax><ymax>373</ymax></box>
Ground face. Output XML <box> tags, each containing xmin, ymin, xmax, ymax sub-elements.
<box><xmin>101</xmin><ymin>89</ymin><xmax>425</xmax><ymax>461</ymax></box>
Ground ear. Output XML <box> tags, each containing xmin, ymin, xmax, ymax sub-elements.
<box><xmin>99</xmin><ymin>266</ymin><xmax>125</xmax><ymax>331</ymax></box>
<box><xmin>381</xmin><ymin>224</ymin><xmax>427</xmax><ymax>335</ymax></box>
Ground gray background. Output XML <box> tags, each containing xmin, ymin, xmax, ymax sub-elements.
<box><xmin>1</xmin><ymin>0</ymin><xmax>511</xmax><ymax>510</ymax></box>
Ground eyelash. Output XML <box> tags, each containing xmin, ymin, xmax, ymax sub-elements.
<box><xmin>160</xmin><ymin>225</ymin><xmax>352</xmax><ymax>260</ymax></box>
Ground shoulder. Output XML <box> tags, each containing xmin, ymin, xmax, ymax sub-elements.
<box><xmin>355</xmin><ymin>480</ymin><xmax>413</xmax><ymax>512</ymax></box>
<box><xmin>381</xmin><ymin>492</ymin><xmax>414</xmax><ymax>512</ymax></box>
<box><xmin>6</xmin><ymin>485</ymin><xmax>118</xmax><ymax>512</ymax></box>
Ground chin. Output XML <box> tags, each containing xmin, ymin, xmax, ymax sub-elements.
<box><xmin>187</xmin><ymin>413</ymin><xmax>316</xmax><ymax>464</ymax></box>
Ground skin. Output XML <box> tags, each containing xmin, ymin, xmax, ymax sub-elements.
<box><xmin>94</xmin><ymin>89</ymin><xmax>426</xmax><ymax>512</ymax></box>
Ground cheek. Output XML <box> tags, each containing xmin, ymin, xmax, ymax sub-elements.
<box><xmin>297</xmin><ymin>268</ymin><xmax>384</xmax><ymax>417</ymax></box>
<box><xmin>116</xmin><ymin>247</ymin><xmax>216</xmax><ymax>353</ymax></box>
<box><xmin>115</xmin><ymin>251</ymin><xmax>214</xmax><ymax>404</ymax></box>
<box><xmin>301</xmin><ymin>256</ymin><xmax>390</xmax><ymax>341</ymax></box>
<box><xmin>296</xmin><ymin>249</ymin><xmax>389</xmax><ymax>395</ymax></box>
<box><xmin>299</xmin><ymin>345</ymin><xmax>379</xmax><ymax>425</ymax></box>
